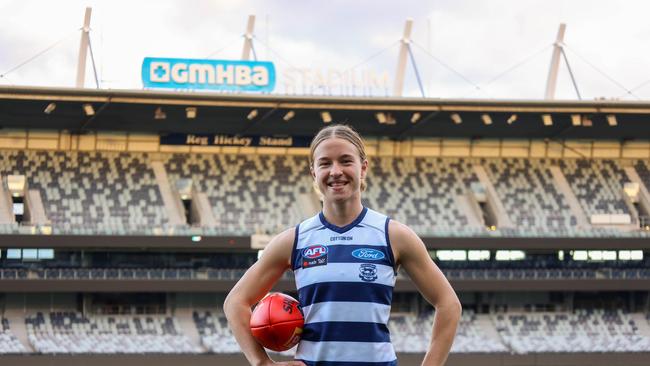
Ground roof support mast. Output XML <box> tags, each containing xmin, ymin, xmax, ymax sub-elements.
<box><xmin>241</xmin><ymin>15</ymin><xmax>256</xmax><ymax>61</ymax></box>
<box><xmin>393</xmin><ymin>19</ymin><xmax>413</xmax><ymax>97</ymax></box>
<box><xmin>544</xmin><ymin>23</ymin><xmax>566</xmax><ymax>100</ymax></box>
<box><xmin>75</xmin><ymin>7</ymin><xmax>92</xmax><ymax>88</ymax></box>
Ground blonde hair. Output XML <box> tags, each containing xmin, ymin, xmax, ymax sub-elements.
<box><xmin>309</xmin><ymin>124</ymin><xmax>367</xmax><ymax>192</ymax></box>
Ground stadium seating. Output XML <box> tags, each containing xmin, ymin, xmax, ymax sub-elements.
<box><xmin>389</xmin><ymin>310</ymin><xmax>508</xmax><ymax>353</ymax></box>
<box><xmin>25</xmin><ymin>312</ymin><xmax>201</xmax><ymax>354</ymax></box>
<box><xmin>0</xmin><ymin>318</ymin><xmax>27</xmax><ymax>354</ymax></box>
<box><xmin>165</xmin><ymin>153</ymin><xmax>311</xmax><ymax>234</ymax></box>
<box><xmin>193</xmin><ymin>311</ymin><xmax>239</xmax><ymax>353</ymax></box>
<box><xmin>389</xmin><ymin>308</ymin><xmax>650</xmax><ymax>354</ymax></box>
<box><xmin>485</xmin><ymin>158</ymin><xmax>576</xmax><ymax>232</ymax></box>
<box><xmin>195</xmin><ymin>309</ymin><xmax>510</xmax><ymax>354</ymax></box>
<box><xmin>0</xmin><ymin>309</ymin><xmax>647</xmax><ymax>354</ymax></box>
<box><xmin>635</xmin><ymin>160</ymin><xmax>650</xmax><ymax>191</ymax></box>
<box><xmin>363</xmin><ymin>157</ymin><xmax>479</xmax><ymax>235</ymax></box>
<box><xmin>559</xmin><ymin>159</ymin><xmax>631</xmax><ymax>218</ymax></box>
<box><xmin>2</xmin><ymin>150</ymin><xmax>650</xmax><ymax>238</ymax></box>
<box><xmin>193</xmin><ymin>310</ymin><xmax>298</xmax><ymax>356</ymax></box>
<box><xmin>493</xmin><ymin>309</ymin><xmax>650</xmax><ymax>353</ymax></box>
<box><xmin>451</xmin><ymin>310</ymin><xmax>509</xmax><ymax>353</ymax></box>
<box><xmin>0</xmin><ymin>150</ymin><xmax>169</xmax><ymax>235</ymax></box>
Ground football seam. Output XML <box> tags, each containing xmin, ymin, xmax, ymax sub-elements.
<box><xmin>249</xmin><ymin>318</ymin><xmax>304</xmax><ymax>329</ymax></box>
<box><xmin>268</xmin><ymin>297</ymin><xmax>277</xmax><ymax>349</ymax></box>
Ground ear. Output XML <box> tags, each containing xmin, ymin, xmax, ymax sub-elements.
<box><xmin>360</xmin><ymin>159</ymin><xmax>368</xmax><ymax>180</ymax></box>
<box><xmin>310</xmin><ymin>165</ymin><xmax>316</xmax><ymax>180</ymax></box>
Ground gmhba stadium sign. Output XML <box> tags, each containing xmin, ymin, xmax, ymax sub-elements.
<box><xmin>142</xmin><ymin>57</ymin><xmax>276</xmax><ymax>92</ymax></box>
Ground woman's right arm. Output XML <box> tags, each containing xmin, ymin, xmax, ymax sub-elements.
<box><xmin>223</xmin><ymin>227</ymin><xmax>305</xmax><ymax>366</ymax></box>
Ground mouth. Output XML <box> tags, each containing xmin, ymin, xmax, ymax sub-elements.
<box><xmin>327</xmin><ymin>181</ymin><xmax>349</xmax><ymax>189</ymax></box>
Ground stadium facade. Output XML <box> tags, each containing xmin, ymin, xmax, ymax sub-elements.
<box><xmin>0</xmin><ymin>86</ymin><xmax>650</xmax><ymax>365</ymax></box>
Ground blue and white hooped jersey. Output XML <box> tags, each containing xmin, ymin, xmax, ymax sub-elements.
<box><xmin>291</xmin><ymin>207</ymin><xmax>397</xmax><ymax>366</ymax></box>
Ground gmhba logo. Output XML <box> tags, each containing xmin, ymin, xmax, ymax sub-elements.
<box><xmin>142</xmin><ymin>57</ymin><xmax>275</xmax><ymax>92</ymax></box>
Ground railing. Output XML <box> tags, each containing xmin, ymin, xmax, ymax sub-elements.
<box><xmin>0</xmin><ymin>267</ymin><xmax>648</xmax><ymax>280</ymax></box>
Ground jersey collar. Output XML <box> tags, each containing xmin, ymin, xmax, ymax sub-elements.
<box><xmin>319</xmin><ymin>206</ymin><xmax>368</xmax><ymax>234</ymax></box>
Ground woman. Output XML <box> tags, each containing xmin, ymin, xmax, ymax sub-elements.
<box><xmin>224</xmin><ymin>124</ymin><xmax>461</xmax><ymax>366</ymax></box>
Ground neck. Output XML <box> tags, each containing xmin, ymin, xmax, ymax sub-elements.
<box><xmin>322</xmin><ymin>199</ymin><xmax>364</xmax><ymax>227</ymax></box>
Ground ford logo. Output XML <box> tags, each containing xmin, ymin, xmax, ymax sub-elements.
<box><xmin>303</xmin><ymin>245</ymin><xmax>328</xmax><ymax>259</ymax></box>
<box><xmin>351</xmin><ymin>248</ymin><xmax>385</xmax><ymax>260</ymax></box>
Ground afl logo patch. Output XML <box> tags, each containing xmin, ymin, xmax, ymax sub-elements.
<box><xmin>303</xmin><ymin>245</ymin><xmax>328</xmax><ymax>259</ymax></box>
<box><xmin>302</xmin><ymin>245</ymin><xmax>328</xmax><ymax>269</ymax></box>
<box><xmin>351</xmin><ymin>248</ymin><xmax>385</xmax><ymax>261</ymax></box>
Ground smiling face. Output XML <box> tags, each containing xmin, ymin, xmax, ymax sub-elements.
<box><xmin>311</xmin><ymin>137</ymin><xmax>368</xmax><ymax>204</ymax></box>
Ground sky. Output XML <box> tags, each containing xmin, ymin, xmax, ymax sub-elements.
<box><xmin>1</xmin><ymin>0</ymin><xmax>650</xmax><ymax>100</ymax></box>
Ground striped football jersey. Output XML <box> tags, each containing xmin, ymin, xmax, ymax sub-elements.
<box><xmin>291</xmin><ymin>207</ymin><xmax>397</xmax><ymax>366</ymax></box>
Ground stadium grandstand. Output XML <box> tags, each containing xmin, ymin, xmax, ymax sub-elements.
<box><xmin>0</xmin><ymin>8</ymin><xmax>650</xmax><ymax>366</ymax></box>
<box><xmin>0</xmin><ymin>85</ymin><xmax>649</xmax><ymax>366</ymax></box>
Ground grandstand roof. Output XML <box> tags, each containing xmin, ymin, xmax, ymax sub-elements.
<box><xmin>2</xmin><ymin>86</ymin><xmax>650</xmax><ymax>140</ymax></box>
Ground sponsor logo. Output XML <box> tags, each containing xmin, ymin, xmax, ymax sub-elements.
<box><xmin>303</xmin><ymin>245</ymin><xmax>328</xmax><ymax>259</ymax></box>
<box><xmin>142</xmin><ymin>57</ymin><xmax>276</xmax><ymax>92</ymax></box>
<box><xmin>302</xmin><ymin>245</ymin><xmax>328</xmax><ymax>269</ymax></box>
<box><xmin>351</xmin><ymin>248</ymin><xmax>385</xmax><ymax>261</ymax></box>
<box><xmin>330</xmin><ymin>236</ymin><xmax>353</xmax><ymax>241</ymax></box>
<box><xmin>359</xmin><ymin>264</ymin><xmax>378</xmax><ymax>282</ymax></box>
<box><xmin>282</xmin><ymin>298</ymin><xmax>295</xmax><ymax>314</ymax></box>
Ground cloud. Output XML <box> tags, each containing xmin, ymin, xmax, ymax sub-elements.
<box><xmin>1</xmin><ymin>0</ymin><xmax>650</xmax><ymax>99</ymax></box>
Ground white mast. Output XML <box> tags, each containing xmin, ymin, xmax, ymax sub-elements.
<box><xmin>544</xmin><ymin>23</ymin><xmax>566</xmax><ymax>100</ymax></box>
<box><xmin>75</xmin><ymin>7</ymin><xmax>92</xmax><ymax>88</ymax></box>
<box><xmin>393</xmin><ymin>19</ymin><xmax>413</xmax><ymax>97</ymax></box>
<box><xmin>241</xmin><ymin>15</ymin><xmax>256</xmax><ymax>60</ymax></box>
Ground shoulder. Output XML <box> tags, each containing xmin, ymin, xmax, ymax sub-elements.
<box><xmin>272</xmin><ymin>227</ymin><xmax>296</xmax><ymax>245</ymax></box>
<box><xmin>261</xmin><ymin>227</ymin><xmax>297</xmax><ymax>267</ymax></box>
<box><xmin>387</xmin><ymin>219</ymin><xmax>426</xmax><ymax>264</ymax></box>
<box><xmin>387</xmin><ymin>219</ymin><xmax>419</xmax><ymax>244</ymax></box>
<box><xmin>269</xmin><ymin>227</ymin><xmax>297</xmax><ymax>250</ymax></box>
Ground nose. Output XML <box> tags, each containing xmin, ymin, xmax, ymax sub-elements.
<box><xmin>329</xmin><ymin>161</ymin><xmax>343</xmax><ymax>177</ymax></box>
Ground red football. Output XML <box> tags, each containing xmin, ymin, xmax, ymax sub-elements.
<box><xmin>250</xmin><ymin>293</ymin><xmax>304</xmax><ymax>352</ymax></box>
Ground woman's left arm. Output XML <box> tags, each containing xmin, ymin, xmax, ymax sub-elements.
<box><xmin>389</xmin><ymin>220</ymin><xmax>462</xmax><ymax>366</ymax></box>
